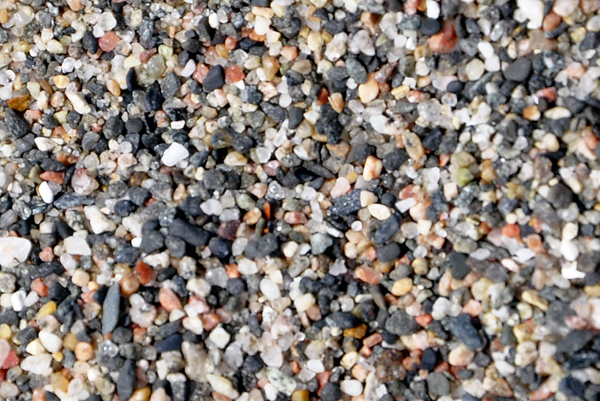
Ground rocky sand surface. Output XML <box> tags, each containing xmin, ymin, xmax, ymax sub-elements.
<box><xmin>0</xmin><ymin>0</ymin><xmax>599</xmax><ymax>400</ymax></box>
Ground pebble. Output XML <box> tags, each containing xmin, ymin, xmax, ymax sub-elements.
<box><xmin>206</xmin><ymin>374</ymin><xmax>239</xmax><ymax>399</ymax></box>
<box><xmin>0</xmin><ymin>237</ymin><xmax>31</xmax><ymax>268</ymax></box>
<box><xmin>161</xmin><ymin>142</ymin><xmax>189</xmax><ymax>167</ymax></box>
<box><xmin>503</xmin><ymin>58</ymin><xmax>532</xmax><ymax>82</ymax></box>
<box><xmin>385</xmin><ymin>310</ymin><xmax>419</xmax><ymax>336</ymax></box>
<box><xmin>102</xmin><ymin>283</ymin><xmax>121</xmax><ymax>335</ymax></box>
<box><xmin>449</xmin><ymin>314</ymin><xmax>485</xmax><ymax>350</ymax></box>
<box><xmin>203</xmin><ymin>65</ymin><xmax>225</xmax><ymax>92</ymax></box>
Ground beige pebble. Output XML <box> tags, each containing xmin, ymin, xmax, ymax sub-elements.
<box><xmin>391</xmin><ymin>277</ymin><xmax>413</xmax><ymax>296</ymax></box>
<box><xmin>368</xmin><ymin>204</ymin><xmax>391</xmax><ymax>220</ymax></box>
<box><xmin>360</xmin><ymin>191</ymin><xmax>377</xmax><ymax>207</ymax></box>
<box><xmin>448</xmin><ymin>344</ymin><xmax>475</xmax><ymax>366</ymax></box>
<box><xmin>521</xmin><ymin>290</ymin><xmax>549</xmax><ymax>311</ymax></box>
<box><xmin>363</xmin><ymin>155</ymin><xmax>382</xmax><ymax>181</ymax></box>
<box><xmin>71</xmin><ymin>269</ymin><xmax>90</xmax><ymax>287</ymax></box>
<box><xmin>358</xmin><ymin>75</ymin><xmax>379</xmax><ymax>103</ymax></box>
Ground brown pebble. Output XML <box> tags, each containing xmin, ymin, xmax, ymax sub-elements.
<box><xmin>120</xmin><ymin>273</ymin><xmax>140</xmax><ymax>296</ymax></box>
<box><xmin>542</xmin><ymin>12</ymin><xmax>562</xmax><ymax>32</ymax></box>
<box><xmin>8</xmin><ymin>95</ymin><xmax>30</xmax><ymax>112</ymax></box>
<box><xmin>428</xmin><ymin>21</ymin><xmax>457</xmax><ymax>54</ymax></box>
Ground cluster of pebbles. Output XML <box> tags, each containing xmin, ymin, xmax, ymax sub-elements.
<box><xmin>0</xmin><ymin>0</ymin><xmax>600</xmax><ymax>399</ymax></box>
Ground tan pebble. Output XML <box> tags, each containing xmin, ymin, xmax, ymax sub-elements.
<box><xmin>363</xmin><ymin>155</ymin><xmax>382</xmax><ymax>181</ymax></box>
<box><xmin>243</xmin><ymin>208</ymin><xmax>262</xmax><ymax>225</ymax></box>
<box><xmin>71</xmin><ymin>269</ymin><xmax>90</xmax><ymax>287</ymax></box>
<box><xmin>402</xmin><ymin>131</ymin><xmax>425</xmax><ymax>165</ymax></box>
<box><xmin>358</xmin><ymin>75</ymin><xmax>379</xmax><ymax>103</ymax></box>
<box><xmin>360</xmin><ymin>191</ymin><xmax>377</xmax><ymax>207</ymax></box>
<box><xmin>291</xmin><ymin>59</ymin><xmax>312</xmax><ymax>74</ymax></box>
<box><xmin>391</xmin><ymin>278</ymin><xmax>413</xmax><ymax>296</ymax></box>
<box><xmin>291</xmin><ymin>390</ymin><xmax>309</xmax><ymax>401</ymax></box>
<box><xmin>130</xmin><ymin>388</ymin><xmax>151</xmax><ymax>401</ymax></box>
<box><xmin>74</xmin><ymin>342</ymin><xmax>93</xmax><ymax>361</ymax></box>
<box><xmin>53</xmin><ymin>75</ymin><xmax>70</xmax><ymax>89</ymax></box>
<box><xmin>368</xmin><ymin>204</ymin><xmax>391</xmax><ymax>220</ymax></box>
<box><xmin>120</xmin><ymin>273</ymin><xmax>140</xmax><ymax>296</ymax></box>
<box><xmin>521</xmin><ymin>290</ymin><xmax>548</xmax><ymax>311</ymax></box>
<box><xmin>307</xmin><ymin>31</ymin><xmax>324</xmax><ymax>52</ymax></box>
<box><xmin>329</xmin><ymin>93</ymin><xmax>345</xmax><ymax>113</ymax></box>
<box><xmin>106</xmin><ymin>79</ymin><xmax>121</xmax><ymax>96</ymax></box>
<box><xmin>63</xmin><ymin>332</ymin><xmax>78</xmax><ymax>351</ymax></box>
<box><xmin>150</xmin><ymin>388</ymin><xmax>168</xmax><ymax>401</ymax></box>
<box><xmin>523</xmin><ymin>105</ymin><xmax>540</xmax><ymax>121</ymax></box>
<box><xmin>280</xmin><ymin>46</ymin><xmax>298</xmax><ymax>61</ymax></box>
<box><xmin>262</xmin><ymin>56</ymin><xmax>280</xmax><ymax>80</ymax></box>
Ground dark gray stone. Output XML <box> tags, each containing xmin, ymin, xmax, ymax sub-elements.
<box><xmin>102</xmin><ymin>283</ymin><xmax>121</xmax><ymax>335</ymax></box>
<box><xmin>385</xmin><ymin>310</ymin><xmax>419</xmax><ymax>336</ymax></box>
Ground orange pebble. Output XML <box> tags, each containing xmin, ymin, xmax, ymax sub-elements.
<box><xmin>415</xmin><ymin>314</ymin><xmax>433</xmax><ymax>327</ymax></box>
<box><xmin>158</xmin><ymin>287</ymin><xmax>182</xmax><ymax>312</ymax></box>
<box><xmin>74</xmin><ymin>342</ymin><xmax>93</xmax><ymax>361</ymax></box>
<box><xmin>428</xmin><ymin>22</ymin><xmax>457</xmax><ymax>54</ymax></box>
<box><xmin>31</xmin><ymin>278</ymin><xmax>48</xmax><ymax>297</ymax></box>
<box><xmin>193</xmin><ymin>63</ymin><xmax>210</xmax><ymax>83</ymax></box>
<box><xmin>39</xmin><ymin>247</ymin><xmax>54</xmax><ymax>262</ymax></box>
<box><xmin>39</xmin><ymin>171</ymin><xmax>65</xmax><ymax>185</ymax></box>
<box><xmin>225</xmin><ymin>65</ymin><xmax>245</xmax><ymax>82</ymax></box>
<box><xmin>353</xmin><ymin>266</ymin><xmax>381</xmax><ymax>284</ymax></box>
<box><xmin>2</xmin><ymin>350</ymin><xmax>19</xmax><ymax>369</ymax></box>
<box><xmin>502</xmin><ymin>223</ymin><xmax>521</xmax><ymax>238</ymax></box>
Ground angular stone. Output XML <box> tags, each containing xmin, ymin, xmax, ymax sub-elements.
<box><xmin>0</xmin><ymin>237</ymin><xmax>32</xmax><ymax>268</ymax></box>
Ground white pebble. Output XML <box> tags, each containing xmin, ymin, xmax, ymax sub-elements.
<box><xmin>39</xmin><ymin>181</ymin><xmax>54</xmax><ymax>204</ymax></box>
<box><xmin>39</xmin><ymin>331</ymin><xmax>62</xmax><ymax>353</ymax></box>
<box><xmin>0</xmin><ymin>237</ymin><xmax>32</xmax><ymax>268</ymax></box>
<box><xmin>161</xmin><ymin>142</ymin><xmax>189</xmax><ymax>167</ymax></box>
<box><xmin>341</xmin><ymin>380</ymin><xmax>364</xmax><ymax>396</ymax></box>
<box><xmin>209</xmin><ymin>326</ymin><xmax>231</xmax><ymax>349</ymax></box>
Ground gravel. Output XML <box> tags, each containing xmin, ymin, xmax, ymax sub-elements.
<box><xmin>0</xmin><ymin>0</ymin><xmax>597</xmax><ymax>400</ymax></box>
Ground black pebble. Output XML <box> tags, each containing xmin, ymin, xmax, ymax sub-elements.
<box><xmin>203</xmin><ymin>65</ymin><xmax>225</xmax><ymax>92</ymax></box>
<box><xmin>449</xmin><ymin>251</ymin><xmax>471</xmax><ymax>280</ymax></box>
<box><xmin>82</xmin><ymin>31</ymin><xmax>99</xmax><ymax>54</ymax></box>
<box><xmin>117</xmin><ymin>359</ymin><xmax>136</xmax><ymax>400</ymax></box>
<box><xmin>421</xmin><ymin>18</ymin><xmax>442</xmax><ymax>35</ymax></box>
<box><xmin>503</xmin><ymin>57</ymin><xmax>532</xmax><ymax>82</ymax></box>
<box><xmin>320</xmin><ymin>383</ymin><xmax>342</xmax><ymax>401</ymax></box>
